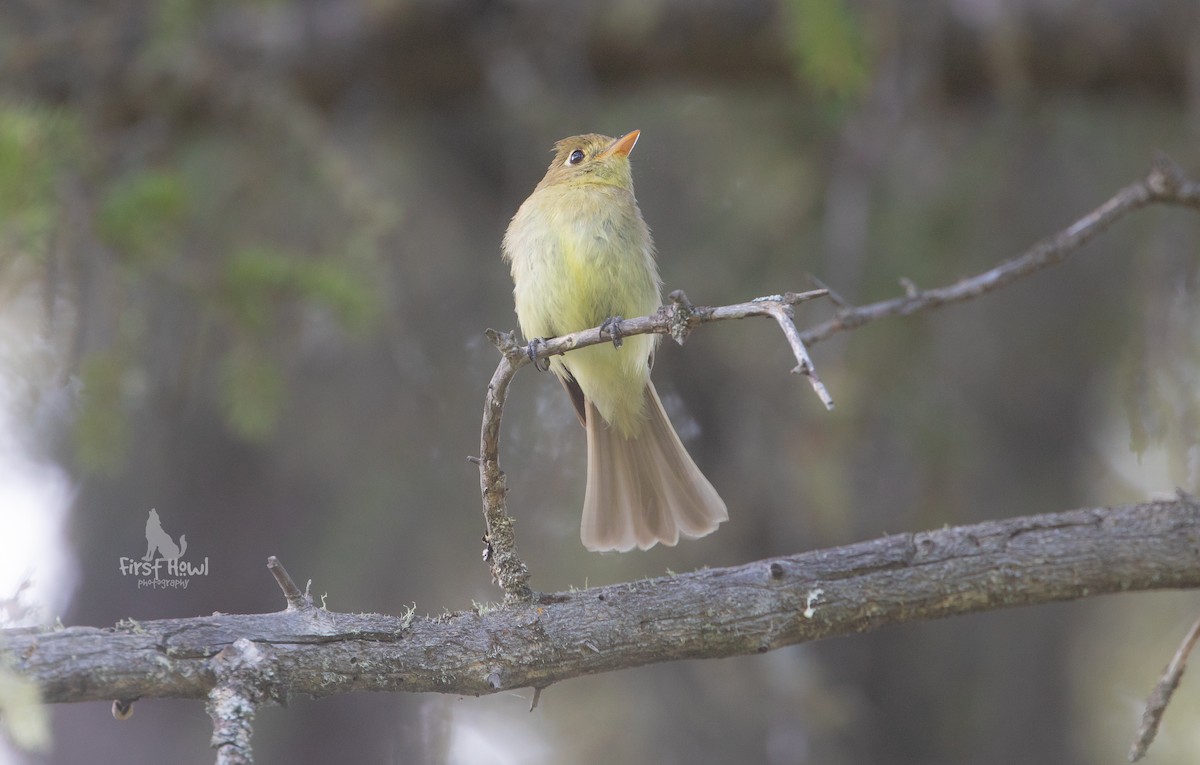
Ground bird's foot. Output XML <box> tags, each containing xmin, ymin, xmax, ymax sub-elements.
<box><xmin>599</xmin><ymin>316</ymin><xmax>624</xmax><ymax>348</ymax></box>
<box><xmin>525</xmin><ymin>338</ymin><xmax>551</xmax><ymax>372</ymax></box>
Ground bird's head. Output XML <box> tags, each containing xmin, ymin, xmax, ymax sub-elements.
<box><xmin>536</xmin><ymin>130</ymin><xmax>641</xmax><ymax>191</ymax></box>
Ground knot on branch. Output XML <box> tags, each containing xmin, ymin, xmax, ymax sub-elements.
<box><xmin>1148</xmin><ymin>151</ymin><xmax>1185</xmax><ymax>197</ymax></box>
<box><xmin>666</xmin><ymin>290</ymin><xmax>696</xmax><ymax>345</ymax></box>
<box><xmin>899</xmin><ymin>277</ymin><xmax>922</xmax><ymax>298</ymax></box>
<box><xmin>484</xmin><ymin>328</ymin><xmax>527</xmax><ymax>363</ymax></box>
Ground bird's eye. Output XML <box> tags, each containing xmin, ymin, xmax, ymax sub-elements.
<box><xmin>567</xmin><ymin>149</ymin><xmax>585</xmax><ymax>165</ymax></box>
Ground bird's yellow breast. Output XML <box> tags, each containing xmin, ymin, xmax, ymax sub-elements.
<box><xmin>503</xmin><ymin>182</ymin><xmax>662</xmax><ymax>436</ymax></box>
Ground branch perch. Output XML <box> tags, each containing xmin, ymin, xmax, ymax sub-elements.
<box><xmin>476</xmin><ymin>288</ymin><xmax>831</xmax><ymax>601</ymax></box>
<box><xmin>476</xmin><ymin>154</ymin><xmax>1200</xmax><ymax>604</ymax></box>
<box><xmin>6</xmin><ymin>500</ymin><xmax>1199</xmax><ymax>709</ymax></box>
<box><xmin>465</xmin><ymin>155</ymin><xmax>1200</xmax><ymax>759</ymax></box>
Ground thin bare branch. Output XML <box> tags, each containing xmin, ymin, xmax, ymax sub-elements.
<box><xmin>763</xmin><ymin>301</ymin><xmax>835</xmax><ymax>410</ymax></box>
<box><xmin>267</xmin><ymin>556</ymin><xmax>309</xmax><ymax>611</ymax></box>
<box><xmin>476</xmin><ymin>329</ymin><xmax>533</xmax><ymax>602</ymax></box>
<box><xmin>799</xmin><ymin>154</ymin><xmax>1200</xmax><ymax>346</ymax></box>
<box><xmin>1129</xmin><ymin>609</ymin><xmax>1200</xmax><ymax>761</ymax></box>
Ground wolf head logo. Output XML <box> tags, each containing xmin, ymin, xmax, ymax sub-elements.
<box><xmin>142</xmin><ymin>509</ymin><xmax>187</xmax><ymax>562</ymax></box>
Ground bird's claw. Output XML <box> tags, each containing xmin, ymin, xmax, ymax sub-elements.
<box><xmin>599</xmin><ymin>316</ymin><xmax>624</xmax><ymax>348</ymax></box>
<box><xmin>526</xmin><ymin>338</ymin><xmax>551</xmax><ymax>372</ymax></box>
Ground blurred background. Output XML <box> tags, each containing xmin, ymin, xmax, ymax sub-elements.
<box><xmin>1</xmin><ymin>0</ymin><xmax>1199</xmax><ymax>762</ymax></box>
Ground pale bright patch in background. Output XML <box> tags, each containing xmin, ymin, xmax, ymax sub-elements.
<box><xmin>1097</xmin><ymin>425</ymin><xmax>1180</xmax><ymax>495</ymax></box>
<box><xmin>0</xmin><ymin>275</ymin><xmax>78</xmax><ymax>625</ymax></box>
<box><xmin>0</xmin><ymin>453</ymin><xmax>75</xmax><ymax>622</ymax></box>
<box><xmin>444</xmin><ymin>700</ymin><xmax>552</xmax><ymax>765</ymax></box>
<box><xmin>0</xmin><ymin>275</ymin><xmax>77</xmax><ymax>764</ymax></box>
<box><xmin>1090</xmin><ymin>367</ymin><xmax>1197</xmax><ymax>499</ymax></box>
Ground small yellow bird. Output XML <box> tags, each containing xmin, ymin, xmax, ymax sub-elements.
<box><xmin>502</xmin><ymin>130</ymin><xmax>728</xmax><ymax>551</ymax></box>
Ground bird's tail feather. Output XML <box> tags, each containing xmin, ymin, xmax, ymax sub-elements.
<box><xmin>581</xmin><ymin>383</ymin><xmax>727</xmax><ymax>551</ymax></box>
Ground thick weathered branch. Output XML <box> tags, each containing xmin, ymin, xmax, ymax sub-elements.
<box><xmin>5</xmin><ymin>498</ymin><xmax>1198</xmax><ymax>706</ymax></box>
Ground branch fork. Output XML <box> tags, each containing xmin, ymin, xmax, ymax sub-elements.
<box><xmin>207</xmin><ymin>638</ymin><xmax>282</xmax><ymax>765</ymax></box>
<box><xmin>476</xmin><ymin>287</ymin><xmax>833</xmax><ymax>601</ymax></box>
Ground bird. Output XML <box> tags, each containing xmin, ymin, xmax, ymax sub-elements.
<box><xmin>502</xmin><ymin>130</ymin><xmax>728</xmax><ymax>552</ymax></box>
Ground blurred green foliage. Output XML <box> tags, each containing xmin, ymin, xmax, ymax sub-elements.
<box><xmin>784</xmin><ymin>0</ymin><xmax>870</xmax><ymax>99</ymax></box>
<box><xmin>74</xmin><ymin>353</ymin><xmax>131</xmax><ymax>475</ymax></box>
<box><xmin>216</xmin><ymin>245</ymin><xmax>378</xmax><ymax>439</ymax></box>
<box><xmin>219</xmin><ymin>344</ymin><xmax>286</xmax><ymax>441</ymax></box>
<box><xmin>0</xmin><ymin>102</ymin><xmax>383</xmax><ymax>462</ymax></box>
<box><xmin>0</xmin><ymin>99</ymin><xmax>388</xmax><ymax>466</ymax></box>
<box><xmin>0</xmin><ymin>104</ymin><xmax>80</xmax><ymax>259</ymax></box>
<box><xmin>222</xmin><ymin>246</ymin><xmax>378</xmax><ymax>334</ymax></box>
<box><xmin>98</xmin><ymin>171</ymin><xmax>189</xmax><ymax>265</ymax></box>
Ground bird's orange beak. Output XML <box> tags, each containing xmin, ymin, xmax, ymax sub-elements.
<box><xmin>599</xmin><ymin>130</ymin><xmax>640</xmax><ymax>159</ymax></box>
